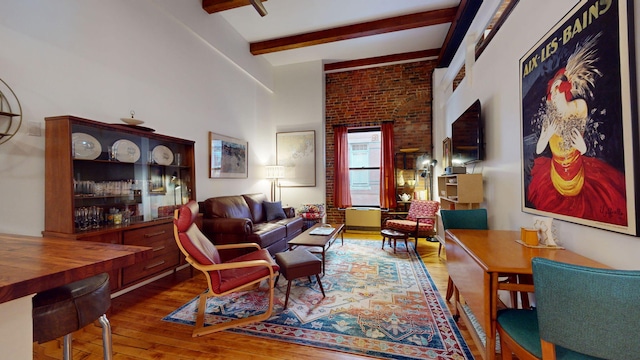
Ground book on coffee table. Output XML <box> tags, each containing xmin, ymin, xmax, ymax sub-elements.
<box><xmin>309</xmin><ymin>227</ymin><xmax>334</xmax><ymax>235</ymax></box>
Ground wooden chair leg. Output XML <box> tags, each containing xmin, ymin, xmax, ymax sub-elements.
<box><xmin>499</xmin><ymin>332</ymin><xmax>513</xmax><ymax>360</ymax></box>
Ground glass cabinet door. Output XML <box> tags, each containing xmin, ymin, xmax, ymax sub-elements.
<box><xmin>70</xmin><ymin>123</ymin><xmax>193</xmax><ymax>230</ymax></box>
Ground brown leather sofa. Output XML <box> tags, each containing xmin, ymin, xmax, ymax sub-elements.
<box><xmin>200</xmin><ymin>193</ymin><xmax>303</xmax><ymax>260</ymax></box>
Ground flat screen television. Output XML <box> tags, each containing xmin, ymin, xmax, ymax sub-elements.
<box><xmin>451</xmin><ymin>99</ymin><xmax>483</xmax><ymax>164</ymax></box>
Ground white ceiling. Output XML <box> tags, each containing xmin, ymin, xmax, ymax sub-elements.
<box><xmin>216</xmin><ymin>0</ymin><xmax>461</xmax><ymax>67</ymax></box>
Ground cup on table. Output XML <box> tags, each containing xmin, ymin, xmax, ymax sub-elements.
<box><xmin>520</xmin><ymin>227</ymin><xmax>539</xmax><ymax>246</ymax></box>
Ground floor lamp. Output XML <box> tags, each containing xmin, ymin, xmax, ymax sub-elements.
<box><xmin>265</xmin><ymin>165</ymin><xmax>284</xmax><ymax>202</ymax></box>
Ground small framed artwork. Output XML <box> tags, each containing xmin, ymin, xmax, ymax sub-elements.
<box><xmin>277</xmin><ymin>130</ymin><xmax>316</xmax><ymax>187</ymax></box>
<box><xmin>149</xmin><ymin>165</ymin><xmax>166</xmax><ymax>194</ymax></box>
<box><xmin>442</xmin><ymin>137</ymin><xmax>452</xmax><ymax>168</ymax></box>
<box><xmin>209</xmin><ymin>132</ymin><xmax>248</xmax><ymax>178</ymax></box>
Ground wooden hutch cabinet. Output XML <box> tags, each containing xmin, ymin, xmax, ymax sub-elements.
<box><xmin>43</xmin><ymin>115</ymin><xmax>196</xmax><ymax>292</ymax></box>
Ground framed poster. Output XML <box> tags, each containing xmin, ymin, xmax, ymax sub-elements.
<box><xmin>209</xmin><ymin>132</ymin><xmax>248</xmax><ymax>178</ymax></box>
<box><xmin>277</xmin><ymin>130</ymin><xmax>316</xmax><ymax>187</ymax></box>
<box><xmin>520</xmin><ymin>0</ymin><xmax>638</xmax><ymax>235</ymax></box>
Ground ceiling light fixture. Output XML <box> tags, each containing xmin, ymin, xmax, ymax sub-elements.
<box><xmin>249</xmin><ymin>0</ymin><xmax>267</xmax><ymax>17</ymax></box>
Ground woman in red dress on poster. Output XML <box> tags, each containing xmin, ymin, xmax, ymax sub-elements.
<box><xmin>527</xmin><ymin>33</ymin><xmax>627</xmax><ymax>226</ymax></box>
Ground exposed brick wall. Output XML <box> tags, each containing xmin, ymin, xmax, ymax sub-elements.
<box><xmin>325</xmin><ymin>60</ymin><xmax>436</xmax><ymax>224</ymax></box>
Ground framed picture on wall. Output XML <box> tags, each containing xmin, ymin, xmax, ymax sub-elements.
<box><xmin>442</xmin><ymin>137</ymin><xmax>452</xmax><ymax>168</ymax></box>
<box><xmin>277</xmin><ymin>130</ymin><xmax>316</xmax><ymax>187</ymax></box>
<box><xmin>209</xmin><ymin>132</ymin><xmax>248</xmax><ymax>178</ymax></box>
<box><xmin>520</xmin><ymin>0</ymin><xmax>638</xmax><ymax>235</ymax></box>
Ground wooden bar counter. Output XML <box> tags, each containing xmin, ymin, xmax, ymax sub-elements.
<box><xmin>0</xmin><ymin>233</ymin><xmax>152</xmax><ymax>359</ymax></box>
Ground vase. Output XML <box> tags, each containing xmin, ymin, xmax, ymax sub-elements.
<box><xmin>397</xmin><ymin>171</ymin><xmax>405</xmax><ymax>186</ymax></box>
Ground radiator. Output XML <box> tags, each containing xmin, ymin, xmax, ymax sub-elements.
<box><xmin>345</xmin><ymin>207</ymin><xmax>381</xmax><ymax>232</ymax></box>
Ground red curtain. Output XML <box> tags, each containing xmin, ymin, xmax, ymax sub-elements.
<box><xmin>380</xmin><ymin>122</ymin><xmax>396</xmax><ymax>209</ymax></box>
<box><xmin>333</xmin><ymin>126</ymin><xmax>352</xmax><ymax>208</ymax></box>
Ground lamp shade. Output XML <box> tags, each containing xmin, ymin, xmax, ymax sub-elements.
<box><xmin>265</xmin><ymin>165</ymin><xmax>284</xmax><ymax>179</ymax></box>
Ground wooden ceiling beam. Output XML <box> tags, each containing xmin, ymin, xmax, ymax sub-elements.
<box><xmin>250</xmin><ymin>7</ymin><xmax>458</xmax><ymax>55</ymax></box>
<box><xmin>324</xmin><ymin>49</ymin><xmax>440</xmax><ymax>72</ymax></box>
<box><xmin>202</xmin><ymin>0</ymin><xmax>268</xmax><ymax>14</ymax></box>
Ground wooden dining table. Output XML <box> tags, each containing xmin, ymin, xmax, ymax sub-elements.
<box><xmin>0</xmin><ymin>233</ymin><xmax>152</xmax><ymax>359</ymax></box>
<box><xmin>445</xmin><ymin>229</ymin><xmax>609</xmax><ymax>360</ymax></box>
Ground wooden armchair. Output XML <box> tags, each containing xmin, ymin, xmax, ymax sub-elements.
<box><xmin>383</xmin><ymin>200</ymin><xmax>440</xmax><ymax>244</ymax></box>
<box><xmin>173</xmin><ymin>201</ymin><xmax>280</xmax><ymax>337</ymax></box>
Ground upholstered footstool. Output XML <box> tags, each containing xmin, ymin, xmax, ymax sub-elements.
<box><xmin>381</xmin><ymin>228</ymin><xmax>409</xmax><ymax>253</ymax></box>
<box><xmin>275</xmin><ymin>248</ymin><xmax>326</xmax><ymax>309</ymax></box>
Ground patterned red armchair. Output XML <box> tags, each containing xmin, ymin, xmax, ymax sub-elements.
<box><xmin>384</xmin><ymin>200</ymin><xmax>440</xmax><ymax>242</ymax></box>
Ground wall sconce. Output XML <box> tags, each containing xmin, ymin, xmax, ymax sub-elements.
<box><xmin>265</xmin><ymin>165</ymin><xmax>284</xmax><ymax>201</ymax></box>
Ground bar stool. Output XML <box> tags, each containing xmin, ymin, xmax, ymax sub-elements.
<box><xmin>32</xmin><ymin>273</ymin><xmax>113</xmax><ymax>360</ymax></box>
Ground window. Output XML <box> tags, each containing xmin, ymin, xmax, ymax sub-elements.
<box><xmin>348</xmin><ymin>129</ymin><xmax>381</xmax><ymax>206</ymax></box>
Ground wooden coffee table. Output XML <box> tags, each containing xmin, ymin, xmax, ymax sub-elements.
<box><xmin>287</xmin><ymin>223</ymin><xmax>344</xmax><ymax>275</ymax></box>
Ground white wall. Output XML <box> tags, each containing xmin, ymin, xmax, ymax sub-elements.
<box><xmin>273</xmin><ymin>61</ymin><xmax>326</xmax><ymax>210</ymax></box>
<box><xmin>0</xmin><ymin>0</ymin><xmax>280</xmax><ymax>236</ymax></box>
<box><xmin>433</xmin><ymin>0</ymin><xmax>640</xmax><ymax>269</ymax></box>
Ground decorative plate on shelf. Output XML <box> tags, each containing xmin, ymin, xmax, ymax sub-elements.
<box><xmin>152</xmin><ymin>145</ymin><xmax>174</xmax><ymax>165</ymax></box>
<box><xmin>72</xmin><ymin>133</ymin><xmax>102</xmax><ymax>160</ymax></box>
<box><xmin>112</xmin><ymin>139</ymin><xmax>140</xmax><ymax>163</ymax></box>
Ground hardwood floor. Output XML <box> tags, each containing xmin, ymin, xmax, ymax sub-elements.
<box><xmin>33</xmin><ymin>232</ymin><xmax>481</xmax><ymax>359</ymax></box>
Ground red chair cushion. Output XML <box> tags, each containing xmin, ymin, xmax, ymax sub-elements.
<box><xmin>176</xmin><ymin>201</ymin><xmax>279</xmax><ymax>294</ymax></box>
<box><xmin>386</xmin><ymin>219</ymin><xmax>435</xmax><ymax>233</ymax></box>
<box><xmin>218</xmin><ymin>249</ymin><xmax>280</xmax><ymax>293</ymax></box>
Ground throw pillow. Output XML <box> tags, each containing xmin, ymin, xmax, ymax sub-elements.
<box><xmin>264</xmin><ymin>201</ymin><xmax>286</xmax><ymax>221</ymax></box>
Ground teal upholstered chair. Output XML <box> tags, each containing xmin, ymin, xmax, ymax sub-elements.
<box><xmin>440</xmin><ymin>209</ymin><xmax>489</xmax><ymax>301</ymax></box>
<box><xmin>497</xmin><ymin>258</ymin><xmax>640</xmax><ymax>359</ymax></box>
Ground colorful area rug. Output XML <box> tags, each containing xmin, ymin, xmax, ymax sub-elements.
<box><xmin>163</xmin><ymin>239</ymin><xmax>474</xmax><ymax>359</ymax></box>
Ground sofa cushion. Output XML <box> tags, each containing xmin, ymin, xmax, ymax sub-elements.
<box><xmin>264</xmin><ymin>201</ymin><xmax>287</xmax><ymax>221</ymax></box>
<box><xmin>242</xmin><ymin>193</ymin><xmax>268</xmax><ymax>223</ymax></box>
<box><xmin>276</xmin><ymin>216</ymin><xmax>304</xmax><ymax>238</ymax></box>
<box><xmin>249</xmin><ymin>222</ymin><xmax>287</xmax><ymax>248</ymax></box>
<box><xmin>204</xmin><ymin>196</ymin><xmax>252</xmax><ymax>220</ymax></box>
